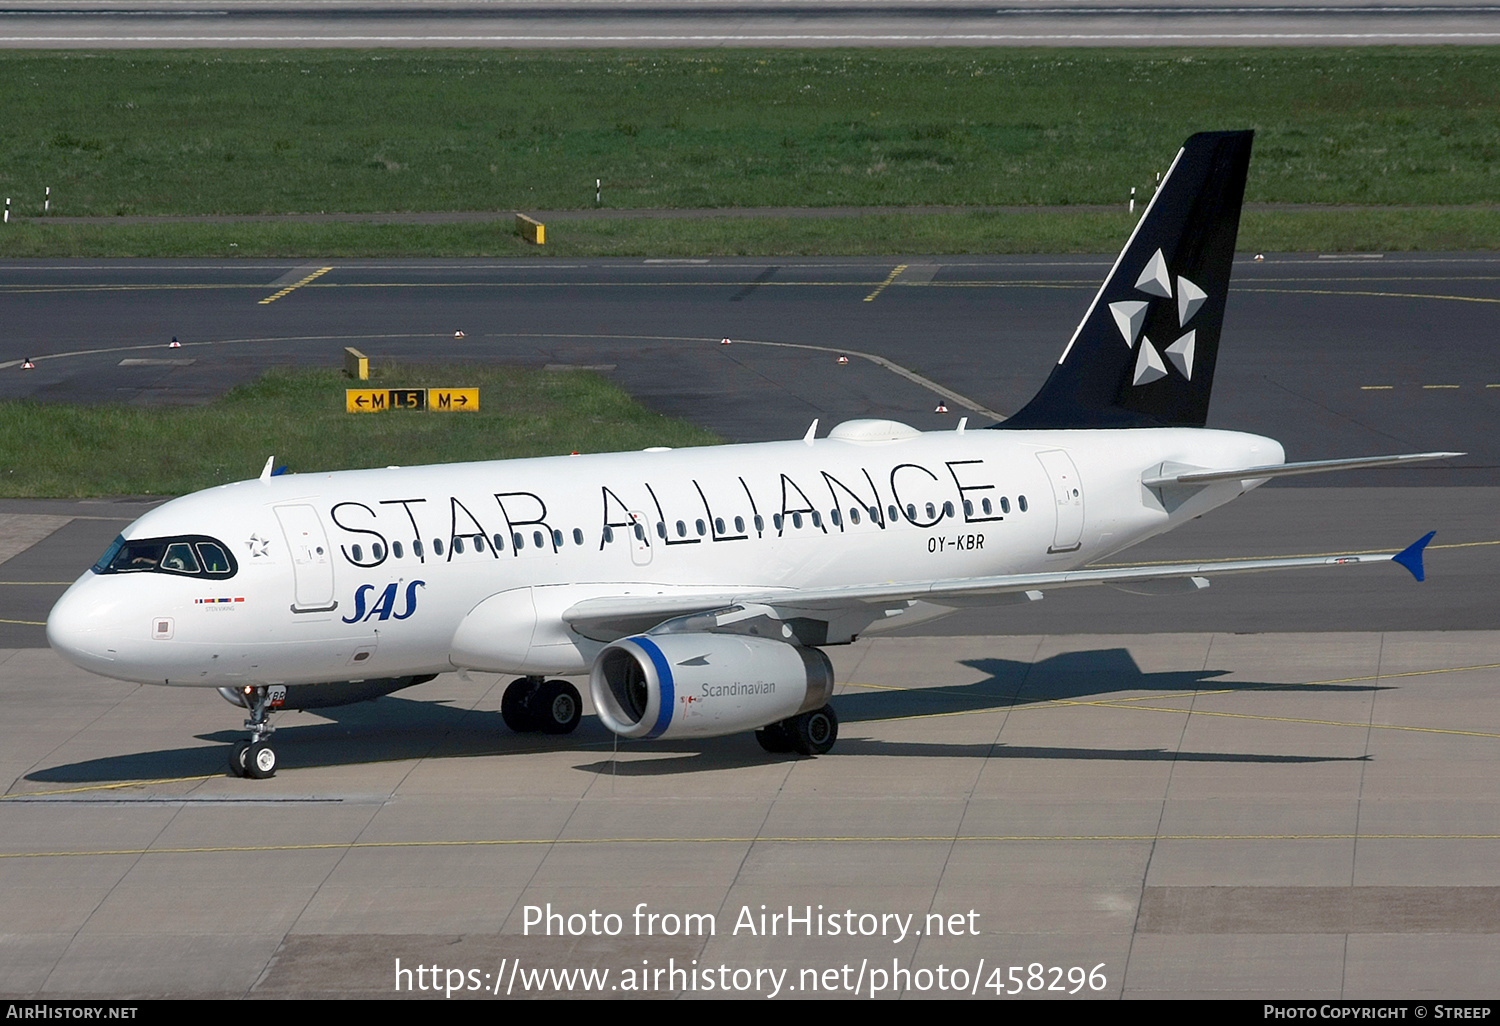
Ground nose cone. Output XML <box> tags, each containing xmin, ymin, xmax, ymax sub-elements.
<box><xmin>47</xmin><ymin>577</ymin><xmax>126</xmax><ymax>677</ymax></box>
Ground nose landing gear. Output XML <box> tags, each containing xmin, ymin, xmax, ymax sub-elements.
<box><xmin>227</xmin><ymin>684</ymin><xmax>284</xmax><ymax>779</ymax></box>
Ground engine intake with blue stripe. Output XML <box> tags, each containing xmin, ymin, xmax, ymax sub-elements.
<box><xmin>589</xmin><ymin>634</ymin><xmax>835</xmax><ymax>740</ymax></box>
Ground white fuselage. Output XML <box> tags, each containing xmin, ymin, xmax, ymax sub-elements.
<box><xmin>46</xmin><ymin>422</ymin><xmax>1281</xmax><ymax>688</ymax></box>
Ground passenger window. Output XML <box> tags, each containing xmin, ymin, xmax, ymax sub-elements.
<box><xmin>695</xmin><ymin>519</ymin><xmax>706</xmax><ymax>536</ymax></box>
<box><xmin>1019</xmin><ymin>495</ymin><xmax>1028</xmax><ymax>512</ymax></box>
<box><xmin>963</xmin><ymin>500</ymin><xmax>973</xmax><ymax>516</ymax></box>
<box><xmin>433</xmin><ymin>539</ymin><xmax>444</xmax><ymax>555</ymax></box>
<box><xmin>514</xmin><ymin>533</ymin><xmax>524</xmax><ymax>550</ymax></box>
<box><xmin>792</xmin><ymin>513</ymin><xmax>803</xmax><ymax>529</ymax></box>
<box><xmin>533</xmin><ymin>530</ymin><xmax>545</xmax><ymax>549</ymax></box>
<box><xmin>925</xmin><ymin>503</ymin><xmax>936</xmax><ymax>520</ymax></box>
<box><xmin>161</xmin><ymin>542</ymin><xmax>200</xmax><ymax>574</ymax></box>
<box><xmin>985</xmin><ymin>498</ymin><xmax>995</xmax><ymax>515</ymax></box>
<box><xmin>414</xmin><ymin>539</ymin><xmax>424</xmax><ymax>558</ymax></box>
<box><xmin>850</xmin><ymin>508</ymin><xmax>861</xmax><ymax>525</ymax></box>
<box><xmin>906</xmin><ymin>504</ymin><xmax>916</xmax><ymax>521</ymax></box>
<box><xmin>811</xmin><ymin>511</ymin><xmax>822</xmax><ymax>529</ymax></box>
<box><xmin>734</xmin><ymin>516</ymin><xmax>745</xmax><ymax>533</ymax></box>
<box><xmin>656</xmin><ymin>522</ymin><xmax>667</xmax><ymax>539</ymax></box>
<box><xmin>676</xmin><ymin>520</ymin><xmax>687</xmax><ymax>537</ymax></box>
<box><xmin>754</xmin><ymin>515</ymin><xmax>764</xmax><ymax>532</ymax></box>
<box><xmin>473</xmin><ymin>535</ymin><xmax>485</xmax><ymax>552</ymax></box>
<box><xmin>196</xmin><ymin>542</ymin><xmax>232</xmax><ymax>574</ymax></box>
<box><xmin>714</xmin><ymin>517</ymin><xmax>725</xmax><ymax>534</ymax></box>
<box><xmin>604</xmin><ymin>526</ymin><xmax>615</xmax><ymax>543</ymax></box>
<box><xmin>373</xmin><ymin>543</ymin><xmax>385</xmax><ymax>560</ymax></box>
<box><xmin>573</xmin><ymin>528</ymin><xmax>585</xmax><ymax>546</ymax></box>
<box><xmin>830</xmin><ymin>509</ymin><xmax>840</xmax><ymax>527</ymax></box>
<box><xmin>494</xmin><ymin>533</ymin><xmax>506</xmax><ymax>551</ymax></box>
<box><xmin>999</xmin><ymin>497</ymin><xmax>1010</xmax><ymax>514</ymax></box>
<box><xmin>942</xmin><ymin>501</ymin><xmax>954</xmax><ymax>518</ymax></box>
<box><xmin>633</xmin><ymin>523</ymin><xmax>645</xmax><ymax>541</ymax></box>
<box><xmin>453</xmin><ymin>538</ymin><xmax>465</xmax><ymax>555</ymax></box>
<box><xmin>553</xmin><ymin>529</ymin><xmax>563</xmax><ymax>549</ymax></box>
<box><xmin>392</xmin><ymin>541</ymin><xmax>404</xmax><ymax>559</ymax></box>
<box><xmin>351</xmin><ymin>544</ymin><xmax>364</xmax><ymax>562</ymax></box>
<box><xmin>773</xmin><ymin>514</ymin><xmax>783</xmax><ymax>530</ymax></box>
<box><xmin>888</xmin><ymin>505</ymin><xmax>900</xmax><ymax>522</ymax></box>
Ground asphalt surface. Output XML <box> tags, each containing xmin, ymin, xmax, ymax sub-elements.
<box><xmin>4</xmin><ymin>0</ymin><xmax>1500</xmax><ymax>47</ymax></box>
<box><xmin>0</xmin><ymin>253</ymin><xmax>1492</xmax><ymax>478</ymax></box>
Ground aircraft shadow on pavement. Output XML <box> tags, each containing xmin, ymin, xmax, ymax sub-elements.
<box><xmin>26</xmin><ymin>647</ymin><xmax>1383</xmax><ymax>783</ymax></box>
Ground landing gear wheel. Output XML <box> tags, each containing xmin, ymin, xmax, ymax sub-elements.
<box><xmin>755</xmin><ymin>721</ymin><xmax>794</xmax><ymax>753</ymax></box>
<box><xmin>246</xmin><ymin>741</ymin><xmax>277</xmax><ymax>779</ymax></box>
<box><xmin>536</xmin><ymin>680</ymin><xmax>582</xmax><ymax>735</ymax></box>
<box><xmin>501</xmin><ymin>677</ymin><xmax>542</xmax><ymax>732</ymax></box>
<box><xmin>789</xmin><ymin>705</ymin><xmax>838</xmax><ymax>756</ymax></box>
<box><xmin>228</xmin><ymin>740</ymin><xmax>250</xmax><ymax>777</ymax></box>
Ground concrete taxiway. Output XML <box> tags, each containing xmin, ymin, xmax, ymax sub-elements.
<box><xmin>0</xmin><ymin>254</ymin><xmax>1496</xmax><ymax>997</ymax></box>
<box><xmin>5</xmin><ymin>0</ymin><xmax>1500</xmax><ymax>48</ymax></box>
<box><xmin>4</xmin><ymin>626</ymin><xmax>1499</xmax><ymax>998</ymax></box>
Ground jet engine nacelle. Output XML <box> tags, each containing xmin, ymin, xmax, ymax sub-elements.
<box><xmin>589</xmin><ymin>634</ymin><xmax>835</xmax><ymax>740</ymax></box>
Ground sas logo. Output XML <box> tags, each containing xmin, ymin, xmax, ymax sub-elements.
<box><xmin>342</xmin><ymin>580</ymin><xmax>425</xmax><ymax>623</ymax></box>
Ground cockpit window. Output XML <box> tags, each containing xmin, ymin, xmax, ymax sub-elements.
<box><xmin>93</xmin><ymin>534</ymin><xmax>238</xmax><ymax>579</ymax></box>
<box><xmin>161</xmin><ymin>542</ymin><xmax>201</xmax><ymax>574</ymax></box>
<box><xmin>196</xmin><ymin>542</ymin><xmax>232</xmax><ymax>574</ymax></box>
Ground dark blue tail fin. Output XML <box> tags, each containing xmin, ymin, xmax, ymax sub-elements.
<box><xmin>999</xmin><ymin>130</ymin><xmax>1253</xmax><ymax>430</ymax></box>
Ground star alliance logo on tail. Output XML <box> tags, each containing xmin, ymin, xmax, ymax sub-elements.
<box><xmin>1108</xmin><ymin>248</ymin><xmax>1207</xmax><ymax>387</ymax></box>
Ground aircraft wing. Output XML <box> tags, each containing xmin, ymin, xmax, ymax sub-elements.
<box><xmin>561</xmin><ymin>532</ymin><xmax>1436</xmax><ymax>644</ymax></box>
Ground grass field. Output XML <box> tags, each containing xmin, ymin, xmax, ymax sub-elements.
<box><xmin>0</xmin><ymin>49</ymin><xmax>1496</xmax><ymax>255</ymax></box>
<box><xmin>0</xmin><ymin>364</ymin><xmax>721</xmax><ymax>498</ymax></box>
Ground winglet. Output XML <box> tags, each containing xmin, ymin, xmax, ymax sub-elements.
<box><xmin>259</xmin><ymin>455</ymin><xmax>275</xmax><ymax>481</ymax></box>
<box><xmin>1392</xmin><ymin>531</ymin><xmax>1436</xmax><ymax>582</ymax></box>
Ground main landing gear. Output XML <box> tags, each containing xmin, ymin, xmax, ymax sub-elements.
<box><xmin>227</xmin><ymin>684</ymin><xmax>284</xmax><ymax>779</ymax></box>
<box><xmin>755</xmin><ymin>704</ymin><xmax>839</xmax><ymax>757</ymax></box>
<box><xmin>501</xmin><ymin>676</ymin><xmax>582</xmax><ymax>735</ymax></box>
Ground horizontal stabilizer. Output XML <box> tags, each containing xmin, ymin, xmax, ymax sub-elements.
<box><xmin>1143</xmin><ymin>451</ymin><xmax>1464</xmax><ymax>489</ymax></box>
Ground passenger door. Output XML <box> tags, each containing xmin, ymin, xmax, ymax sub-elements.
<box><xmin>1035</xmin><ymin>450</ymin><xmax>1085</xmax><ymax>554</ymax></box>
<box><xmin>274</xmin><ymin>504</ymin><xmax>337</xmax><ymax>613</ymax></box>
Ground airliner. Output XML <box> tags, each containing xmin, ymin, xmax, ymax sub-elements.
<box><xmin>46</xmin><ymin>131</ymin><xmax>1453</xmax><ymax>779</ymax></box>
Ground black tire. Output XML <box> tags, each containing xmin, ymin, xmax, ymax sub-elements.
<box><xmin>228</xmin><ymin>740</ymin><xmax>250</xmax><ymax>777</ymax></box>
<box><xmin>536</xmin><ymin>680</ymin><xmax>582</xmax><ymax>735</ymax></box>
<box><xmin>501</xmin><ymin>678</ymin><xmax>541</xmax><ymax>732</ymax></box>
<box><xmin>789</xmin><ymin>705</ymin><xmax>838</xmax><ymax>756</ymax></box>
<box><xmin>246</xmin><ymin>741</ymin><xmax>277</xmax><ymax>779</ymax></box>
<box><xmin>755</xmin><ymin>720</ymin><xmax>794</xmax><ymax>754</ymax></box>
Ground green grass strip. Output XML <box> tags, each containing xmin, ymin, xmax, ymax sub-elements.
<box><xmin>1</xmin><ymin>47</ymin><xmax>1498</xmax><ymax>220</ymax></box>
<box><xmin>0</xmin><ymin>364</ymin><xmax>721</xmax><ymax>498</ymax></box>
